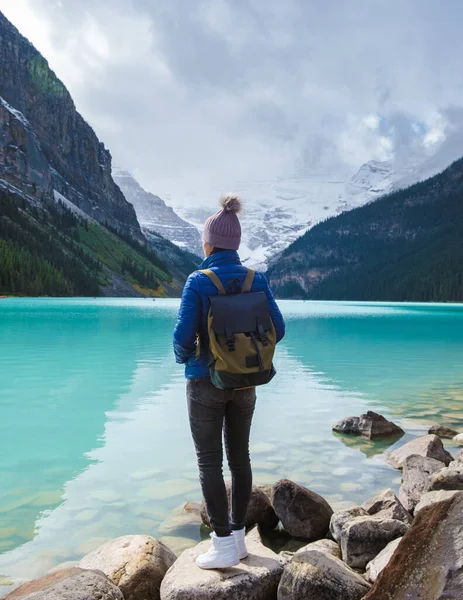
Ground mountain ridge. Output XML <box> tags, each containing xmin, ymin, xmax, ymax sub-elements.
<box><xmin>267</xmin><ymin>157</ymin><xmax>463</xmax><ymax>302</ymax></box>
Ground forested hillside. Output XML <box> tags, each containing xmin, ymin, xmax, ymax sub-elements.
<box><xmin>0</xmin><ymin>186</ymin><xmax>197</xmax><ymax>297</ymax></box>
<box><xmin>0</xmin><ymin>11</ymin><xmax>198</xmax><ymax>297</ymax></box>
<box><xmin>267</xmin><ymin>158</ymin><xmax>463</xmax><ymax>302</ymax></box>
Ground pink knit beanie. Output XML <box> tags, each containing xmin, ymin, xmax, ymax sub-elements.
<box><xmin>203</xmin><ymin>194</ymin><xmax>242</xmax><ymax>250</ymax></box>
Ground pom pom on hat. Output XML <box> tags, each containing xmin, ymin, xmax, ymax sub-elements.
<box><xmin>220</xmin><ymin>193</ymin><xmax>242</xmax><ymax>214</ymax></box>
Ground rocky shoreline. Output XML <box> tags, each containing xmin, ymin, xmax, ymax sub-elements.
<box><xmin>4</xmin><ymin>412</ymin><xmax>463</xmax><ymax>600</ymax></box>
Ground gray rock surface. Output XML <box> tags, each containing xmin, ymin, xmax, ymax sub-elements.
<box><xmin>4</xmin><ymin>568</ymin><xmax>123</xmax><ymax>600</ymax></box>
<box><xmin>0</xmin><ymin>13</ymin><xmax>143</xmax><ymax>242</ymax></box>
<box><xmin>363</xmin><ymin>492</ymin><xmax>463</xmax><ymax>599</ymax></box>
<box><xmin>159</xmin><ymin>502</ymin><xmax>202</xmax><ymax>537</ymax></box>
<box><xmin>429</xmin><ymin>464</ymin><xmax>463</xmax><ymax>491</ymax></box>
<box><xmin>201</xmin><ymin>483</ymin><xmax>279</xmax><ymax>532</ymax></box>
<box><xmin>160</xmin><ymin>531</ymin><xmax>283</xmax><ymax>600</ymax></box>
<box><xmin>79</xmin><ymin>535</ymin><xmax>176</xmax><ymax>600</ymax></box>
<box><xmin>341</xmin><ymin>516</ymin><xmax>408</xmax><ymax>569</ymax></box>
<box><xmin>277</xmin><ymin>550</ymin><xmax>371</xmax><ymax>600</ymax></box>
<box><xmin>272</xmin><ymin>479</ymin><xmax>333</xmax><ymax>541</ymax></box>
<box><xmin>295</xmin><ymin>538</ymin><xmax>341</xmax><ymax>560</ymax></box>
<box><xmin>362</xmin><ymin>488</ymin><xmax>411</xmax><ymax>523</ymax></box>
<box><xmin>398</xmin><ymin>455</ymin><xmax>444</xmax><ymax>512</ymax></box>
<box><xmin>387</xmin><ymin>434</ymin><xmax>453</xmax><ymax>469</ymax></box>
<box><xmin>329</xmin><ymin>506</ymin><xmax>369</xmax><ymax>542</ymax></box>
<box><xmin>114</xmin><ymin>170</ymin><xmax>202</xmax><ymax>257</ymax></box>
<box><xmin>332</xmin><ymin>411</ymin><xmax>404</xmax><ymax>440</ymax></box>
<box><xmin>414</xmin><ymin>490</ymin><xmax>461</xmax><ymax>514</ymax></box>
<box><xmin>365</xmin><ymin>537</ymin><xmax>402</xmax><ymax>583</ymax></box>
<box><xmin>428</xmin><ymin>424</ymin><xmax>458</xmax><ymax>438</ymax></box>
<box><xmin>453</xmin><ymin>433</ymin><xmax>463</xmax><ymax>446</ymax></box>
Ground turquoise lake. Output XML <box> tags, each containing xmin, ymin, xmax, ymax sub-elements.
<box><xmin>1</xmin><ymin>299</ymin><xmax>463</xmax><ymax>591</ymax></box>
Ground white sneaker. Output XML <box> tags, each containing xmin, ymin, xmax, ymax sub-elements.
<box><xmin>232</xmin><ymin>528</ymin><xmax>248</xmax><ymax>560</ymax></box>
<box><xmin>196</xmin><ymin>533</ymin><xmax>240</xmax><ymax>569</ymax></box>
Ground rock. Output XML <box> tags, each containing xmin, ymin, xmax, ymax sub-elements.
<box><xmin>429</xmin><ymin>464</ymin><xmax>463</xmax><ymax>491</ymax></box>
<box><xmin>387</xmin><ymin>434</ymin><xmax>453</xmax><ymax>469</ymax></box>
<box><xmin>159</xmin><ymin>502</ymin><xmax>202</xmax><ymax>538</ymax></box>
<box><xmin>362</xmin><ymin>488</ymin><xmax>412</xmax><ymax>523</ymax></box>
<box><xmin>277</xmin><ymin>550</ymin><xmax>371</xmax><ymax>600</ymax></box>
<box><xmin>428</xmin><ymin>424</ymin><xmax>458</xmax><ymax>438</ymax></box>
<box><xmin>79</xmin><ymin>535</ymin><xmax>176</xmax><ymax>600</ymax></box>
<box><xmin>255</xmin><ymin>483</ymin><xmax>273</xmax><ymax>500</ymax></box>
<box><xmin>200</xmin><ymin>483</ymin><xmax>278</xmax><ymax>532</ymax></box>
<box><xmin>363</xmin><ymin>492</ymin><xmax>463</xmax><ymax>599</ymax></box>
<box><xmin>272</xmin><ymin>479</ymin><xmax>333</xmax><ymax>541</ymax></box>
<box><xmin>160</xmin><ymin>529</ymin><xmax>283</xmax><ymax>600</ymax></box>
<box><xmin>295</xmin><ymin>538</ymin><xmax>341</xmax><ymax>560</ymax></box>
<box><xmin>398</xmin><ymin>455</ymin><xmax>444</xmax><ymax>512</ymax></box>
<box><xmin>453</xmin><ymin>433</ymin><xmax>463</xmax><ymax>445</ymax></box>
<box><xmin>332</xmin><ymin>411</ymin><xmax>404</xmax><ymax>440</ymax></box>
<box><xmin>365</xmin><ymin>537</ymin><xmax>402</xmax><ymax>583</ymax></box>
<box><xmin>4</xmin><ymin>568</ymin><xmax>123</xmax><ymax>600</ymax></box>
<box><xmin>414</xmin><ymin>490</ymin><xmax>462</xmax><ymax>514</ymax></box>
<box><xmin>340</xmin><ymin>516</ymin><xmax>409</xmax><ymax>569</ymax></box>
<box><xmin>449</xmin><ymin>449</ymin><xmax>463</xmax><ymax>468</ymax></box>
<box><xmin>329</xmin><ymin>506</ymin><xmax>369</xmax><ymax>542</ymax></box>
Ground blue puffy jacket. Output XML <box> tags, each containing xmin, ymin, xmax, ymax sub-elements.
<box><xmin>173</xmin><ymin>250</ymin><xmax>285</xmax><ymax>379</ymax></box>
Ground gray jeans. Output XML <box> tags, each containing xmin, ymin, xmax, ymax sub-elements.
<box><xmin>187</xmin><ymin>378</ymin><xmax>256</xmax><ymax>536</ymax></box>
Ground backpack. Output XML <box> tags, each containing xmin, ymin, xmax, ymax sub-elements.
<box><xmin>198</xmin><ymin>268</ymin><xmax>277</xmax><ymax>390</ymax></box>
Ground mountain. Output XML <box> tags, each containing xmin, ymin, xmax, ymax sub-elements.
<box><xmin>113</xmin><ymin>169</ymin><xmax>202</xmax><ymax>257</ymax></box>
<box><xmin>0</xmin><ymin>11</ymin><xmax>196</xmax><ymax>296</ymax></box>
<box><xmin>267</xmin><ymin>158</ymin><xmax>463</xmax><ymax>302</ymax></box>
<box><xmin>165</xmin><ymin>138</ymin><xmax>463</xmax><ymax>270</ymax></box>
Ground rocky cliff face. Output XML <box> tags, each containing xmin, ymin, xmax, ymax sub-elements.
<box><xmin>113</xmin><ymin>170</ymin><xmax>202</xmax><ymax>257</ymax></box>
<box><xmin>0</xmin><ymin>12</ymin><xmax>143</xmax><ymax>242</ymax></box>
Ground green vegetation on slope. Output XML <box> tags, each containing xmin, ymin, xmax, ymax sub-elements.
<box><xmin>268</xmin><ymin>158</ymin><xmax>463</xmax><ymax>302</ymax></box>
<box><xmin>0</xmin><ymin>188</ymin><xmax>175</xmax><ymax>296</ymax></box>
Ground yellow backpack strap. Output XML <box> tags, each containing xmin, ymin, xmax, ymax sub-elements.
<box><xmin>198</xmin><ymin>269</ymin><xmax>226</xmax><ymax>295</ymax></box>
<box><xmin>241</xmin><ymin>268</ymin><xmax>255</xmax><ymax>293</ymax></box>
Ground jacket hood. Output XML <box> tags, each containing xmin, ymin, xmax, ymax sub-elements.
<box><xmin>198</xmin><ymin>250</ymin><xmax>242</xmax><ymax>270</ymax></box>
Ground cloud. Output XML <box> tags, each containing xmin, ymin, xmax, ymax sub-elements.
<box><xmin>2</xmin><ymin>0</ymin><xmax>463</xmax><ymax>200</ymax></box>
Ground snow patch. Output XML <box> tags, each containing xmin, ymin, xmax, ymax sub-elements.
<box><xmin>0</xmin><ymin>96</ymin><xmax>30</xmax><ymax>127</ymax></box>
<box><xmin>53</xmin><ymin>190</ymin><xmax>93</xmax><ymax>222</ymax></box>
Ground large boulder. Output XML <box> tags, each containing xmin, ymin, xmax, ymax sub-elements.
<box><xmin>272</xmin><ymin>479</ymin><xmax>333</xmax><ymax>541</ymax></box>
<box><xmin>387</xmin><ymin>434</ymin><xmax>453</xmax><ymax>469</ymax></box>
<box><xmin>361</xmin><ymin>488</ymin><xmax>411</xmax><ymax>523</ymax></box>
<box><xmin>414</xmin><ymin>490</ymin><xmax>462</xmax><ymax>514</ymax></box>
<box><xmin>454</xmin><ymin>433</ymin><xmax>463</xmax><ymax>446</ymax></box>
<box><xmin>160</xmin><ymin>530</ymin><xmax>283</xmax><ymax>600</ymax></box>
<box><xmin>332</xmin><ymin>411</ymin><xmax>404</xmax><ymax>440</ymax></box>
<box><xmin>429</xmin><ymin>464</ymin><xmax>463</xmax><ymax>491</ymax></box>
<box><xmin>329</xmin><ymin>506</ymin><xmax>369</xmax><ymax>543</ymax></box>
<box><xmin>201</xmin><ymin>483</ymin><xmax>278</xmax><ymax>532</ymax></box>
<box><xmin>4</xmin><ymin>568</ymin><xmax>123</xmax><ymax>600</ymax></box>
<box><xmin>295</xmin><ymin>538</ymin><xmax>341</xmax><ymax>560</ymax></box>
<box><xmin>363</xmin><ymin>492</ymin><xmax>463</xmax><ymax>599</ymax></box>
<box><xmin>277</xmin><ymin>550</ymin><xmax>371</xmax><ymax>600</ymax></box>
<box><xmin>78</xmin><ymin>535</ymin><xmax>176</xmax><ymax>600</ymax></box>
<box><xmin>365</xmin><ymin>537</ymin><xmax>402</xmax><ymax>583</ymax></box>
<box><xmin>340</xmin><ymin>516</ymin><xmax>409</xmax><ymax>570</ymax></box>
<box><xmin>428</xmin><ymin>424</ymin><xmax>458</xmax><ymax>438</ymax></box>
<box><xmin>398</xmin><ymin>455</ymin><xmax>444</xmax><ymax>512</ymax></box>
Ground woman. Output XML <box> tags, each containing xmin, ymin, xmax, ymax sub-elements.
<box><xmin>173</xmin><ymin>194</ymin><xmax>285</xmax><ymax>569</ymax></box>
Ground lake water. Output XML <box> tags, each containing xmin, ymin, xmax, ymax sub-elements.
<box><xmin>1</xmin><ymin>299</ymin><xmax>463</xmax><ymax>591</ymax></box>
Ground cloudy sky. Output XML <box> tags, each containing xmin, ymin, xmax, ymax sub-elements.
<box><xmin>2</xmin><ymin>0</ymin><xmax>463</xmax><ymax>199</ymax></box>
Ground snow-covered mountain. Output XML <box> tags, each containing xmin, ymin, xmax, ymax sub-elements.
<box><xmin>116</xmin><ymin>128</ymin><xmax>463</xmax><ymax>270</ymax></box>
<box><xmin>163</xmin><ymin>139</ymin><xmax>463</xmax><ymax>270</ymax></box>
<box><xmin>160</xmin><ymin>164</ymin><xmax>393</xmax><ymax>269</ymax></box>
<box><xmin>113</xmin><ymin>169</ymin><xmax>202</xmax><ymax>257</ymax></box>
